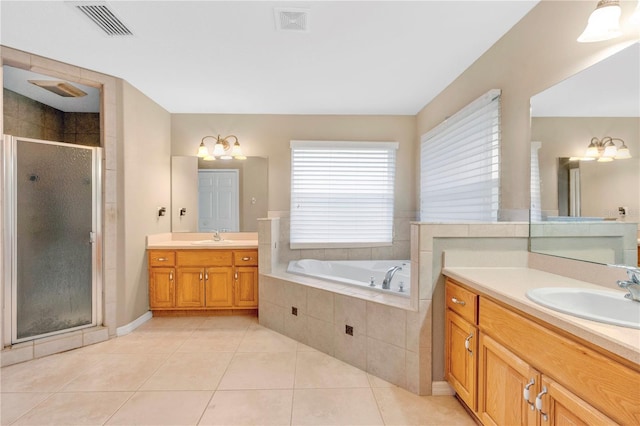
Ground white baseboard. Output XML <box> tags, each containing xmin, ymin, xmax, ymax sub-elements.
<box><xmin>432</xmin><ymin>381</ymin><xmax>455</xmax><ymax>396</ymax></box>
<box><xmin>116</xmin><ymin>311</ymin><xmax>152</xmax><ymax>336</ymax></box>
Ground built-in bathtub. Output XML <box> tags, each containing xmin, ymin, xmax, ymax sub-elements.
<box><xmin>286</xmin><ymin>259</ymin><xmax>410</xmax><ymax>296</ymax></box>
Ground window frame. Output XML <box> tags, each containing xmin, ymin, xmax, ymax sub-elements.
<box><xmin>290</xmin><ymin>140</ymin><xmax>398</xmax><ymax>249</ymax></box>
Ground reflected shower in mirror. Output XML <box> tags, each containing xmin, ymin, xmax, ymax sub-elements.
<box><xmin>529</xmin><ymin>42</ymin><xmax>639</xmax><ymax>266</ymax></box>
<box><xmin>171</xmin><ymin>156</ymin><xmax>268</xmax><ymax>233</ymax></box>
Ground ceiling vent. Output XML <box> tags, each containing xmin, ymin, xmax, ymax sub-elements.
<box><xmin>28</xmin><ymin>80</ymin><xmax>88</xmax><ymax>98</ymax></box>
<box><xmin>73</xmin><ymin>2</ymin><xmax>133</xmax><ymax>36</ymax></box>
<box><xmin>274</xmin><ymin>8</ymin><xmax>310</xmax><ymax>32</ymax></box>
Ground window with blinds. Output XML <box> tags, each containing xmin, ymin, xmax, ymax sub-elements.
<box><xmin>420</xmin><ymin>89</ymin><xmax>501</xmax><ymax>222</ymax></box>
<box><xmin>290</xmin><ymin>140</ymin><xmax>398</xmax><ymax>248</ymax></box>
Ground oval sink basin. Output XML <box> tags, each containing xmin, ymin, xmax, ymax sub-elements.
<box><xmin>190</xmin><ymin>239</ymin><xmax>234</xmax><ymax>245</ymax></box>
<box><xmin>526</xmin><ymin>287</ymin><xmax>640</xmax><ymax>329</ymax></box>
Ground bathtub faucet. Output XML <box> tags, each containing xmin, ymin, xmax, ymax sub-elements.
<box><xmin>617</xmin><ymin>266</ymin><xmax>640</xmax><ymax>302</ymax></box>
<box><xmin>382</xmin><ymin>266</ymin><xmax>403</xmax><ymax>290</ymax></box>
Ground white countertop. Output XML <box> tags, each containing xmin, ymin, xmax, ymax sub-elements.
<box><xmin>443</xmin><ymin>266</ymin><xmax>640</xmax><ymax>365</ymax></box>
<box><xmin>146</xmin><ymin>232</ymin><xmax>258</xmax><ymax>249</ymax></box>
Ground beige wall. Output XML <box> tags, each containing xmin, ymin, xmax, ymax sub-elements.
<box><xmin>119</xmin><ymin>81</ymin><xmax>172</xmax><ymax>326</ymax></box>
<box><xmin>416</xmin><ymin>0</ymin><xmax>639</xmax><ymax>220</ymax></box>
<box><xmin>532</xmin><ymin>117</ymin><xmax>640</xmax><ymax>220</ymax></box>
<box><xmin>171</xmin><ymin>114</ymin><xmax>417</xmax><ymax>215</ymax></box>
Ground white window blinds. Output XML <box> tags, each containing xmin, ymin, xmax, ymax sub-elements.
<box><xmin>420</xmin><ymin>89</ymin><xmax>501</xmax><ymax>222</ymax></box>
<box><xmin>290</xmin><ymin>141</ymin><xmax>398</xmax><ymax>248</ymax></box>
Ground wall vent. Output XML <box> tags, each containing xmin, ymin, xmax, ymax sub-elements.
<box><xmin>274</xmin><ymin>8</ymin><xmax>310</xmax><ymax>32</ymax></box>
<box><xmin>73</xmin><ymin>2</ymin><xmax>133</xmax><ymax>36</ymax></box>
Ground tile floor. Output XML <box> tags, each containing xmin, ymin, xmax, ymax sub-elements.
<box><xmin>1</xmin><ymin>315</ymin><xmax>475</xmax><ymax>425</ymax></box>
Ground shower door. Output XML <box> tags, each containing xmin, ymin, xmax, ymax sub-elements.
<box><xmin>3</xmin><ymin>136</ymin><xmax>101</xmax><ymax>344</ymax></box>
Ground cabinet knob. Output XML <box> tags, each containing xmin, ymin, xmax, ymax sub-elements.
<box><xmin>156</xmin><ymin>257</ymin><xmax>167</xmax><ymax>261</ymax></box>
<box><xmin>169</xmin><ymin>272</ymin><xmax>173</xmax><ymax>281</ymax></box>
<box><xmin>464</xmin><ymin>332</ymin><xmax>473</xmax><ymax>356</ymax></box>
<box><xmin>451</xmin><ymin>297</ymin><xmax>466</xmax><ymax>306</ymax></box>
<box><xmin>199</xmin><ymin>272</ymin><xmax>203</xmax><ymax>280</ymax></box>
<box><xmin>535</xmin><ymin>386</ymin><xmax>548</xmax><ymax>421</ymax></box>
<box><xmin>523</xmin><ymin>378</ymin><xmax>535</xmax><ymax>410</ymax></box>
<box><xmin>234</xmin><ymin>271</ymin><xmax>238</xmax><ymax>280</ymax></box>
<box><xmin>242</xmin><ymin>257</ymin><xmax>251</xmax><ymax>261</ymax></box>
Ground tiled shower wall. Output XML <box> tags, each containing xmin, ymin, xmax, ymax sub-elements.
<box><xmin>3</xmin><ymin>88</ymin><xmax>100</xmax><ymax>146</ymax></box>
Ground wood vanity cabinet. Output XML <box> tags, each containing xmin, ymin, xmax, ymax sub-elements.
<box><xmin>445</xmin><ymin>280</ymin><xmax>478</xmax><ymax>411</ymax></box>
<box><xmin>234</xmin><ymin>251</ymin><xmax>259</xmax><ymax>308</ymax></box>
<box><xmin>148</xmin><ymin>251</ymin><xmax>176</xmax><ymax>308</ymax></box>
<box><xmin>148</xmin><ymin>248</ymin><xmax>258</xmax><ymax>313</ymax></box>
<box><xmin>445</xmin><ymin>278</ymin><xmax>638</xmax><ymax>425</ymax></box>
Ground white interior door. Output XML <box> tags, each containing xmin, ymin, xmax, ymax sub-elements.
<box><xmin>198</xmin><ymin>169</ymin><xmax>239</xmax><ymax>232</ymax></box>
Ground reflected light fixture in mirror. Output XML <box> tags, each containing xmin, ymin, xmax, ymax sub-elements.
<box><xmin>577</xmin><ymin>0</ymin><xmax>622</xmax><ymax>42</ymax></box>
<box><xmin>582</xmin><ymin>136</ymin><xmax>632</xmax><ymax>162</ymax></box>
<box><xmin>197</xmin><ymin>134</ymin><xmax>247</xmax><ymax>160</ymax></box>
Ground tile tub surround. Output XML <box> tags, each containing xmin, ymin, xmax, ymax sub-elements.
<box><xmin>259</xmin><ymin>272</ymin><xmax>431</xmax><ymax>394</ymax></box>
<box><xmin>258</xmin><ymin>217</ymin><xmax>531</xmax><ymax>395</ymax></box>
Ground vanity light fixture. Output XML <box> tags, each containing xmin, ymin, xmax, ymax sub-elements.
<box><xmin>577</xmin><ymin>0</ymin><xmax>622</xmax><ymax>42</ymax></box>
<box><xmin>196</xmin><ymin>135</ymin><xmax>246</xmax><ymax>160</ymax></box>
<box><xmin>583</xmin><ymin>136</ymin><xmax>631</xmax><ymax>162</ymax></box>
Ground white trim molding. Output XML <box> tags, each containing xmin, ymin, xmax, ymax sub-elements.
<box><xmin>116</xmin><ymin>311</ymin><xmax>152</xmax><ymax>336</ymax></box>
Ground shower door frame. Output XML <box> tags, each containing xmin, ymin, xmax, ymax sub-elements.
<box><xmin>2</xmin><ymin>136</ymin><xmax>103</xmax><ymax>345</ymax></box>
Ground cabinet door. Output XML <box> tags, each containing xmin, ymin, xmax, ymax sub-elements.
<box><xmin>537</xmin><ymin>376</ymin><xmax>616</xmax><ymax>426</ymax></box>
<box><xmin>149</xmin><ymin>267</ymin><xmax>175</xmax><ymax>308</ymax></box>
<box><xmin>445</xmin><ymin>309</ymin><xmax>478</xmax><ymax>411</ymax></box>
<box><xmin>234</xmin><ymin>266</ymin><xmax>258</xmax><ymax>307</ymax></box>
<box><xmin>478</xmin><ymin>334</ymin><xmax>539</xmax><ymax>426</ymax></box>
<box><xmin>204</xmin><ymin>267</ymin><xmax>234</xmax><ymax>308</ymax></box>
<box><xmin>176</xmin><ymin>267</ymin><xmax>205</xmax><ymax>308</ymax></box>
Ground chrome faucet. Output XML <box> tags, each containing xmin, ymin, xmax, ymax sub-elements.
<box><xmin>212</xmin><ymin>230</ymin><xmax>222</xmax><ymax>242</ymax></box>
<box><xmin>617</xmin><ymin>267</ymin><xmax>640</xmax><ymax>302</ymax></box>
<box><xmin>382</xmin><ymin>266</ymin><xmax>403</xmax><ymax>290</ymax></box>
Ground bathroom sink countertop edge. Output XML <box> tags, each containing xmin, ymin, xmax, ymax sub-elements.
<box><xmin>442</xmin><ymin>266</ymin><xmax>640</xmax><ymax>365</ymax></box>
<box><xmin>147</xmin><ymin>240</ymin><xmax>259</xmax><ymax>249</ymax></box>
<box><xmin>146</xmin><ymin>232</ymin><xmax>259</xmax><ymax>249</ymax></box>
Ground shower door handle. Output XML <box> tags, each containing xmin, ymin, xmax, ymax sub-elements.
<box><xmin>89</xmin><ymin>231</ymin><xmax>96</xmax><ymax>244</ymax></box>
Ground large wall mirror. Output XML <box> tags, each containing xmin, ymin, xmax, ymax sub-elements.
<box><xmin>530</xmin><ymin>42</ymin><xmax>639</xmax><ymax>266</ymax></box>
<box><xmin>171</xmin><ymin>155</ymin><xmax>268</xmax><ymax>233</ymax></box>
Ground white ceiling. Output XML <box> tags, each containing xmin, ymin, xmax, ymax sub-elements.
<box><xmin>0</xmin><ymin>1</ymin><xmax>539</xmax><ymax>115</ymax></box>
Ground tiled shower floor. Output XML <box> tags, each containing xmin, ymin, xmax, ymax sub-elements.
<box><xmin>1</xmin><ymin>315</ymin><xmax>475</xmax><ymax>425</ymax></box>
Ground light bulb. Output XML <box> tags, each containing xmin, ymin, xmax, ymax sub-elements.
<box><xmin>197</xmin><ymin>141</ymin><xmax>209</xmax><ymax>158</ymax></box>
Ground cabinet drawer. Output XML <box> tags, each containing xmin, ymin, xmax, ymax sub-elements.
<box><xmin>234</xmin><ymin>250</ymin><xmax>258</xmax><ymax>266</ymax></box>
<box><xmin>177</xmin><ymin>250</ymin><xmax>233</xmax><ymax>266</ymax></box>
<box><xmin>149</xmin><ymin>251</ymin><xmax>176</xmax><ymax>266</ymax></box>
<box><xmin>445</xmin><ymin>279</ymin><xmax>478</xmax><ymax>324</ymax></box>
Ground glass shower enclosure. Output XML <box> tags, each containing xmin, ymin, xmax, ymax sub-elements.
<box><xmin>3</xmin><ymin>136</ymin><xmax>102</xmax><ymax>344</ymax></box>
